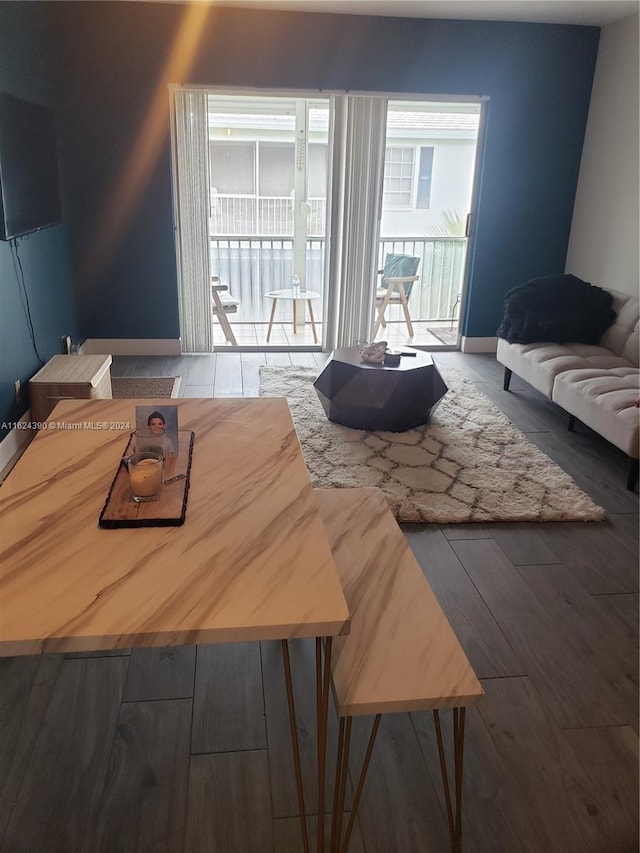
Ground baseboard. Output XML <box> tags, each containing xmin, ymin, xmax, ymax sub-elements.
<box><xmin>80</xmin><ymin>339</ymin><xmax>182</xmax><ymax>356</ymax></box>
<box><xmin>0</xmin><ymin>410</ymin><xmax>35</xmax><ymax>482</ymax></box>
<box><xmin>460</xmin><ymin>336</ymin><xmax>498</xmax><ymax>353</ymax></box>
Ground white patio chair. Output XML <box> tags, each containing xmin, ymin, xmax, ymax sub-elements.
<box><xmin>373</xmin><ymin>253</ymin><xmax>421</xmax><ymax>339</ymax></box>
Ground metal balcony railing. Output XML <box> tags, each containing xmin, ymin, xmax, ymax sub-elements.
<box><xmin>209</xmin><ymin>235</ymin><xmax>466</xmax><ymax>325</ymax></box>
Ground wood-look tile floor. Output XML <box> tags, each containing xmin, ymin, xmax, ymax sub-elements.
<box><xmin>1</xmin><ymin>352</ymin><xmax>637</xmax><ymax>853</ymax></box>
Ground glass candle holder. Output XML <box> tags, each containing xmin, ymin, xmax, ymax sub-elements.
<box><xmin>126</xmin><ymin>452</ymin><xmax>163</xmax><ymax>502</ymax></box>
<box><xmin>133</xmin><ymin>427</ymin><xmax>168</xmax><ymax>459</ymax></box>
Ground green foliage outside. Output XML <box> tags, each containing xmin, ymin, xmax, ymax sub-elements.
<box><xmin>425</xmin><ymin>210</ymin><xmax>466</xmax><ymax>237</ymax></box>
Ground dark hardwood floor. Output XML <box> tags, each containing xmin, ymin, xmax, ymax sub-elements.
<box><xmin>1</xmin><ymin>351</ymin><xmax>637</xmax><ymax>852</ymax></box>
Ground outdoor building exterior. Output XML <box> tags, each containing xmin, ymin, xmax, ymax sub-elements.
<box><xmin>208</xmin><ymin>100</ymin><xmax>479</xmax><ymax>239</ymax></box>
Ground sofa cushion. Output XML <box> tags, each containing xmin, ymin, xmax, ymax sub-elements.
<box><xmin>552</xmin><ymin>367</ymin><xmax>640</xmax><ymax>458</ymax></box>
<box><xmin>496</xmin><ymin>338</ymin><xmax>632</xmax><ymax>399</ymax></box>
<box><xmin>598</xmin><ymin>291</ymin><xmax>640</xmax><ymax>366</ymax></box>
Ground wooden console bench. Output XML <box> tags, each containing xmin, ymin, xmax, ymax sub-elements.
<box><xmin>315</xmin><ymin>487</ymin><xmax>484</xmax><ymax>853</ymax></box>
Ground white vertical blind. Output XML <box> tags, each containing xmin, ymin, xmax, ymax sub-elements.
<box><xmin>323</xmin><ymin>95</ymin><xmax>388</xmax><ymax>350</ymax></box>
<box><xmin>170</xmin><ymin>88</ymin><xmax>212</xmax><ymax>353</ymax></box>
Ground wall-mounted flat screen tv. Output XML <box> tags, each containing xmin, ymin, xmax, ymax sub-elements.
<box><xmin>0</xmin><ymin>92</ymin><xmax>63</xmax><ymax>241</ymax></box>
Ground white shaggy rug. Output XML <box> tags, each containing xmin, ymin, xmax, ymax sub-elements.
<box><xmin>259</xmin><ymin>366</ymin><xmax>605</xmax><ymax>524</ymax></box>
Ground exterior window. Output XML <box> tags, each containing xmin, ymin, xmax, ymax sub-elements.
<box><xmin>383</xmin><ymin>146</ymin><xmax>415</xmax><ymax>207</ymax></box>
<box><xmin>416</xmin><ymin>146</ymin><xmax>434</xmax><ymax>209</ymax></box>
<box><xmin>382</xmin><ymin>145</ymin><xmax>435</xmax><ymax>209</ymax></box>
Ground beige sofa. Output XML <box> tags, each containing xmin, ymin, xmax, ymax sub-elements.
<box><xmin>496</xmin><ymin>288</ymin><xmax>640</xmax><ymax>490</ymax></box>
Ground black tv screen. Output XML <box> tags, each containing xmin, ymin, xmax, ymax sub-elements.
<box><xmin>0</xmin><ymin>92</ymin><xmax>63</xmax><ymax>241</ymax></box>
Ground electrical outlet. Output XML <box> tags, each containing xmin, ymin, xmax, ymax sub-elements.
<box><xmin>14</xmin><ymin>379</ymin><xmax>22</xmax><ymax>404</ymax></box>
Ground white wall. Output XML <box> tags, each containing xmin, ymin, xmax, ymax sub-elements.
<box><xmin>566</xmin><ymin>15</ymin><xmax>639</xmax><ymax>297</ymax></box>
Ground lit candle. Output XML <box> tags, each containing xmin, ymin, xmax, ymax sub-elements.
<box><xmin>129</xmin><ymin>458</ymin><xmax>162</xmax><ymax>500</ymax></box>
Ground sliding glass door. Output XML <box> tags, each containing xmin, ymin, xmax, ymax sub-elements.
<box><xmin>374</xmin><ymin>100</ymin><xmax>482</xmax><ymax>347</ymax></box>
<box><xmin>171</xmin><ymin>88</ymin><xmax>483</xmax><ymax>351</ymax></box>
<box><xmin>207</xmin><ymin>94</ymin><xmax>329</xmax><ymax>345</ymax></box>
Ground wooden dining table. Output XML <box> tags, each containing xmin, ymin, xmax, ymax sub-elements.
<box><xmin>0</xmin><ymin>396</ymin><xmax>350</xmax><ymax>853</ymax></box>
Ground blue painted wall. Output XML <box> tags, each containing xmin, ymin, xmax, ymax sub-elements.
<box><xmin>46</xmin><ymin>3</ymin><xmax>598</xmax><ymax>340</ymax></box>
<box><xmin>0</xmin><ymin>3</ymin><xmax>78</xmax><ymax>439</ymax></box>
<box><xmin>1</xmin><ymin>3</ymin><xmax>599</xmax><ymax>431</ymax></box>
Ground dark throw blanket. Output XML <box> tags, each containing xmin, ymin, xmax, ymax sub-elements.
<box><xmin>497</xmin><ymin>274</ymin><xmax>616</xmax><ymax>344</ymax></box>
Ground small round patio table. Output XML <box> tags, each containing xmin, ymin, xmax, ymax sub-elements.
<box><xmin>265</xmin><ymin>289</ymin><xmax>320</xmax><ymax>344</ymax></box>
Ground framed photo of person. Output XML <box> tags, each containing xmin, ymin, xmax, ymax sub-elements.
<box><xmin>134</xmin><ymin>405</ymin><xmax>179</xmax><ymax>457</ymax></box>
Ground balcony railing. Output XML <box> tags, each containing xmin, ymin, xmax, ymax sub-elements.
<box><xmin>210</xmin><ymin>195</ymin><xmax>327</xmax><ymax>238</ymax></box>
<box><xmin>378</xmin><ymin>237</ymin><xmax>466</xmax><ymax>324</ymax></box>
<box><xmin>210</xmin><ymin>236</ymin><xmax>466</xmax><ymax>325</ymax></box>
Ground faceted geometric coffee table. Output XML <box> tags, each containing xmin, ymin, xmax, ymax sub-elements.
<box><xmin>313</xmin><ymin>346</ymin><xmax>447</xmax><ymax>432</ymax></box>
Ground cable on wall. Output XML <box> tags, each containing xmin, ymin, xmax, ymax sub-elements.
<box><xmin>11</xmin><ymin>237</ymin><xmax>45</xmax><ymax>367</ymax></box>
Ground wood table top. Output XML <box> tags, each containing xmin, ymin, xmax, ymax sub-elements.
<box><xmin>265</xmin><ymin>289</ymin><xmax>321</xmax><ymax>300</ymax></box>
<box><xmin>315</xmin><ymin>488</ymin><xmax>483</xmax><ymax>716</ymax></box>
<box><xmin>0</xmin><ymin>398</ymin><xmax>350</xmax><ymax>656</ymax></box>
